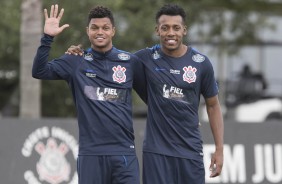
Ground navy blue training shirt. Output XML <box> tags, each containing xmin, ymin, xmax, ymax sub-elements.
<box><xmin>32</xmin><ymin>34</ymin><xmax>147</xmax><ymax>156</ymax></box>
<box><xmin>134</xmin><ymin>44</ymin><xmax>218</xmax><ymax>161</ymax></box>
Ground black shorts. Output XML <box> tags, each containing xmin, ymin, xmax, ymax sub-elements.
<box><xmin>77</xmin><ymin>155</ymin><xmax>140</xmax><ymax>184</ymax></box>
<box><xmin>143</xmin><ymin>152</ymin><xmax>205</xmax><ymax>184</ymax></box>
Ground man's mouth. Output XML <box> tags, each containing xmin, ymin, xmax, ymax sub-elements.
<box><xmin>96</xmin><ymin>37</ymin><xmax>104</xmax><ymax>40</ymax></box>
<box><xmin>166</xmin><ymin>39</ymin><xmax>176</xmax><ymax>44</ymax></box>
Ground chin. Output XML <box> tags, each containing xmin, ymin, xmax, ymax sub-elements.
<box><xmin>95</xmin><ymin>42</ymin><xmax>106</xmax><ymax>47</ymax></box>
<box><xmin>96</xmin><ymin>44</ymin><xmax>108</xmax><ymax>49</ymax></box>
<box><xmin>165</xmin><ymin>45</ymin><xmax>178</xmax><ymax>51</ymax></box>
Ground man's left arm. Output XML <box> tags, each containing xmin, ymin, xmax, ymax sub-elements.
<box><xmin>205</xmin><ymin>95</ymin><xmax>224</xmax><ymax>178</ymax></box>
<box><xmin>132</xmin><ymin>56</ymin><xmax>148</xmax><ymax>104</ymax></box>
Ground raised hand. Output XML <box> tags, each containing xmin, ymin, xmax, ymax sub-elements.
<box><xmin>44</xmin><ymin>4</ymin><xmax>69</xmax><ymax>36</ymax></box>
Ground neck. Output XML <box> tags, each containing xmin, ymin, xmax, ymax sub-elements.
<box><xmin>91</xmin><ymin>44</ymin><xmax>113</xmax><ymax>54</ymax></box>
<box><xmin>162</xmin><ymin>44</ymin><xmax>187</xmax><ymax>57</ymax></box>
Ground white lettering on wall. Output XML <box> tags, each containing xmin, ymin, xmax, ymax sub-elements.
<box><xmin>252</xmin><ymin>144</ymin><xmax>282</xmax><ymax>183</ymax></box>
<box><xmin>252</xmin><ymin>144</ymin><xmax>264</xmax><ymax>183</ymax></box>
<box><xmin>204</xmin><ymin>144</ymin><xmax>282</xmax><ymax>183</ymax></box>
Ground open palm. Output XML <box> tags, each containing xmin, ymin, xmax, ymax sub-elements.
<box><xmin>44</xmin><ymin>4</ymin><xmax>69</xmax><ymax>36</ymax></box>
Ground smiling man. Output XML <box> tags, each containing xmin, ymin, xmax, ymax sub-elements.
<box><xmin>134</xmin><ymin>4</ymin><xmax>224</xmax><ymax>184</ymax></box>
<box><xmin>32</xmin><ymin>4</ymin><xmax>147</xmax><ymax>184</ymax></box>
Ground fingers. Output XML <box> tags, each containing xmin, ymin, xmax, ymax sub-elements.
<box><xmin>209</xmin><ymin>156</ymin><xmax>215</xmax><ymax>171</ymax></box>
<box><xmin>60</xmin><ymin>24</ymin><xmax>70</xmax><ymax>33</ymax></box>
<box><xmin>54</xmin><ymin>4</ymin><xmax>59</xmax><ymax>18</ymax></box>
<box><xmin>209</xmin><ymin>162</ymin><xmax>223</xmax><ymax>178</ymax></box>
<box><xmin>48</xmin><ymin>4</ymin><xmax>62</xmax><ymax>19</ymax></box>
<box><xmin>209</xmin><ymin>155</ymin><xmax>222</xmax><ymax>178</ymax></box>
<box><xmin>209</xmin><ymin>165</ymin><xmax>218</xmax><ymax>177</ymax></box>
<box><xmin>44</xmin><ymin>9</ymin><xmax>48</xmax><ymax>20</ymax></box>
<box><xmin>50</xmin><ymin>4</ymin><xmax>54</xmax><ymax>18</ymax></box>
<box><xmin>209</xmin><ymin>162</ymin><xmax>215</xmax><ymax>177</ymax></box>
<box><xmin>65</xmin><ymin>45</ymin><xmax>77</xmax><ymax>55</ymax></box>
<box><xmin>65</xmin><ymin>50</ymin><xmax>80</xmax><ymax>55</ymax></box>
<box><xmin>65</xmin><ymin>45</ymin><xmax>84</xmax><ymax>56</ymax></box>
<box><xmin>210</xmin><ymin>166</ymin><xmax>221</xmax><ymax>177</ymax></box>
<box><xmin>57</xmin><ymin>7</ymin><xmax>65</xmax><ymax>21</ymax></box>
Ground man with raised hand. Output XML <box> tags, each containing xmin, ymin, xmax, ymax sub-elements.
<box><xmin>32</xmin><ymin>4</ymin><xmax>147</xmax><ymax>184</ymax></box>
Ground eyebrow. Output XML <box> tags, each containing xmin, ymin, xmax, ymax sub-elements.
<box><xmin>89</xmin><ymin>23</ymin><xmax>112</xmax><ymax>27</ymax></box>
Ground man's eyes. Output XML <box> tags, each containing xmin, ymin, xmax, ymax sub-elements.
<box><xmin>174</xmin><ymin>27</ymin><xmax>181</xmax><ymax>31</ymax></box>
<box><xmin>161</xmin><ymin>26</ymin><xmax>181</xmax><ymax>31</ymax></box>
<box><xmin>90</xmin><ymin>27</ymin><xmax>110</xmax><ymax>30</ymax></box>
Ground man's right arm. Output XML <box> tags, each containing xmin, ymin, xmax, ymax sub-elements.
<box><xmin>32</xmin><ymin>33</ymin><xmax>83</xmax><ymax>81</ymax></box>
<box><xmin>32</xmin><ymin>4</ymin><xmax>73</xmax><ymax>80</ymax></box>
<box><xmin>32</xmin><ymin>34</ymin><xmax>70</xmax><ymax>80</ymax></box>
<box><xmin>32</xmin><ymin>34</ymin><xmax>56</xmax><ymax>79</ymax></box>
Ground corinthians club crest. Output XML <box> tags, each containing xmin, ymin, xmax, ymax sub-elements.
<box><xmin>22</xmin><ymin>126</ymin><xmax>78</xmax><ymax>184</ymax></box>
<box><xmin>183</xmin><ymin>66</ymin><xmax>197</xmax><ymax>83</ymax></box>
<box><xmin>35</xmin><ymin>138</ymin><xmax>70</xmax><ymax>184</ymax></box>
<box><xmin>112</xmin><ymin>65</ymin><xmax>126</xmax><ymax>83</ymax></box>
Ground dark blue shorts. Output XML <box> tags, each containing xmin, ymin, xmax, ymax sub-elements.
<box><xmin>142</xmin><ymin>152</ymin><xmax>205</xmax><ymax>184</ymax></box>
<box><xmin>77</xmin><ymin>155</ymin><xmax>140</xmax><ymax>184</ymax></box>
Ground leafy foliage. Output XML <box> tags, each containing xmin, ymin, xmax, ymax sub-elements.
<box><xmin>0</xmin><ymin>1</ymin><xmax>20</xmax><ymax>111</ymax></box>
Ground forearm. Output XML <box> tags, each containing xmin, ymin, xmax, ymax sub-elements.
<box><xmin>206</xmin><ymin>100</ymin><xmax>224</xmax><ymax>150</ymax></box>
<box><xmin>132</xmin><ymin>58</ymin><xmax>148</xmax><ymax>104</ymax></box>
<box><xmin>32</xmin><ymin>34</ymin><xmax>58</xmax><ymax>79</ymax></box>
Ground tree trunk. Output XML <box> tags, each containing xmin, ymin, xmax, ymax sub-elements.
<box><xmin>20</xmin><ymin>0</ymin><xmax>42</xmax><ymax>118</ymax></box>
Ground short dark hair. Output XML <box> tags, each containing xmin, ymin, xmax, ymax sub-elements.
<box><xmin>88</xmin><ymin>6</ymin><xmax>115</xmax><ymax>26</ymax></box>
<box><xmin>155</xmin><ymin>4</ymin><xmax>186</xmax><ymax>24</ymax></box>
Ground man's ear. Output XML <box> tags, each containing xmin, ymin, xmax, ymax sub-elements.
<box><xmin>183</xmin><ymin>25</ymin><xmax>188</xmax><ymax>35</ymax></box>
<box><xmin>155</xmin><ymin>25</ymin><xmax>160</xmax><ymax>36</ymax></box>
<box><xmin>86</xmin><ymin>27</ymin><xmax>89</xmax><ymax>36</ymax></box>
<box><xmin>112</xmin><ymin>26</ymin><xmax>116</xmax><ymax>36</ymax></box>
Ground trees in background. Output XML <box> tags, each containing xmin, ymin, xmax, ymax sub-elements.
<box><xmin>1</xmin><ymin>0</ymin><xmax>281</xmax><ymax>117</ymax></box>
<box><xmin>0</xmin><ymin>1</ymin><xmax>20</xmax><ymax>116</ymax></box>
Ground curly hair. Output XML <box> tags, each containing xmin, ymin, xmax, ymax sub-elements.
<box><xmin>155</xmin><ymin>4</ymin><xmax>186</xmax><ymax>24</ymax></box>
<box><xmin>88</xmin><ymin>6</ymin><xmax>115</xmax><ymax>26</ymax></box>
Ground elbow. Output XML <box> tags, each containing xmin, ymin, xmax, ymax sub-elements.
<box><xmin>32</xmin><ymin>74</ymin><xmax>39</xmax><ymax>79</ymax></box>
<box><xmin>31</xmin><ymin>68</ymin><xmax>40</xmax><ymax>79</ymax></box>
<box><xmin>32</xmin><ymin>72</ymin><xmax>37</xmax><ymax>79</ymax></box>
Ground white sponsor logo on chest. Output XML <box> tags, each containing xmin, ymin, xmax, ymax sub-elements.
<box><xmin>170</xmin><ymin>69</ymin><xmax>180</xmax><ymax>74</ymax></box>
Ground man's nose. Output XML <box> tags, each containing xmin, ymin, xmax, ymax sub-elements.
<box><xmin>97</xmin><ymin>28</ymin><xmax>104</xmax><ymax>34</ymax></box>
<box><xmin>167</xmin><ymin>28</ymin><xmax>175</xmax><ymax>35</ymax></box>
